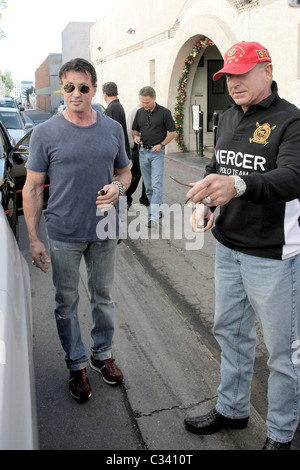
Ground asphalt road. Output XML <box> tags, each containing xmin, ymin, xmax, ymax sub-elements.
<box><xmin>20</xmin><ymin>109</ymin><xmax>299</xmax><ymax>453</ymax></box>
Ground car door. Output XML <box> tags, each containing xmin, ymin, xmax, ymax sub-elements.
<box><xmin>0</xmin><ymin>125</ymin><xmax>17</xmax><ymax>235</ymax></box>
<box><xmin>8</xmin><ymin>130</ymin><xmax>50</xmax><ymax>216</ymax></box>
<box><xmin>8</xmin><ymin>130</ymin><xmax>32</xmax><ymax>212</ymax></box>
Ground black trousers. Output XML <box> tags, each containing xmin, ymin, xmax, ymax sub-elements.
<box><xmin>126</xmin><ymin>144</ymin><xmax>149</xmax><ymax>205</ymax></box>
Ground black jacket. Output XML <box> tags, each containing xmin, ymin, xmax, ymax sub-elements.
<box><xmin>105</xmin><ymin>99</ymin><xmax>130</xmax><ymax>158</ymax></box>
<box><xmin>206</xmin><ymin>82</ymin><xmax>300</xmax><ymax>260</ymax></box>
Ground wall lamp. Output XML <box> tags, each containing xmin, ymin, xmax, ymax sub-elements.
<box><xmin>127</xmin><ymin>28</ymin><xmax>135</xmax><ymax>34</ymax></box>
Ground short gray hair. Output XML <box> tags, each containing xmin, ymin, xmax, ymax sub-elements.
<box><xmin>139</xmin><ymin>86</ymin><xmax>156</xmax><ymax>98</ymax></box>
<box><xmin>103</xmin><ymin>82</ymin><xmax>118</xmax><ymax>96</ymax></box>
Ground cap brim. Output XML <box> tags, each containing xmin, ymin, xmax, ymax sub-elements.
<box><xmin>213</xmin><ymin>63</ymin><xmax>257</xmax><ymax>81</ymax></box>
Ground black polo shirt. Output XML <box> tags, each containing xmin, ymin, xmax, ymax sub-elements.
<box><xmin>132</xmin><ymin>103</ymin><xmax>176</xmax><ymax>146</ymax></box>
<box><xmin>105</xmin><ymin>99</ymin><xmax>130</xmax><ymax>158</ymax></box>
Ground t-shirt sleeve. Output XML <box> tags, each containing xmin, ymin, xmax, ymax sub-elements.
<box><xmin>25</xmin><ymin>126</ymin><xmax>50</xmax><ymax>173</ymax></box>
<box><xmin>114</xmin><ymin>124</ymin><xmax>130</xmax><ymax>169</ymax></box>
<box><xmin>164</xmin><ymin>109</ymin><xmax>176</xmax><ymax>132</ymax></box>
<box><xmin>132</xmin><ymin>112</ymin><xmax>140</xmax><ymax>132</ymax></box>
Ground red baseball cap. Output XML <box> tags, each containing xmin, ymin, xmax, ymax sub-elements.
<box><xmin>213</xmin><ymin>41</ymin><xmax>272</xmax><ymax>81</ymax></box>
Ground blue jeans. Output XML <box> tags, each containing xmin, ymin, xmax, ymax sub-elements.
<box><xmin>214</xmin><ymin>242</ymin><xmax>300</xmax><ymax>442</ymax></box>
<box><xmin>48</xmin><ymin>236</ymin><xmax>118</xmax><ymax>371</ymax></box>
<box><xmin>139</xmin><ymin>148</ymin><xmax>165</xmax><ymax>221</ymax></box>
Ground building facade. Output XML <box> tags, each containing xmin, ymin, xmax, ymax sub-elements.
<box><xmin>35</xmin><ymin>54</ymin><xmax>62</xmax><ymax>113</ymax></box>
<box><xmin>12</xmin><ymin>81</ymin><xmax>21</xmax><ymax>102</ymax></box>
<box><xmin>90</xmin><ymin>0</ymin><xmax>300</xmax><ymax>153</ymax></box>
<box><xmin>62</xmin><ymin>22</ymin><xmax>95</xmax><ymax>64</ymax></box>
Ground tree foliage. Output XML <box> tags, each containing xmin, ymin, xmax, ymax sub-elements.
<box><xmin>0</xmin><ymin>0</ymin><xmax>7</xmax><ymax>39</ymax></box>
<box><xmin>2</xmin><ymin>69</ymin><xmax>13</xmax><ymax>95</ymax></box>
<box><xmin>23</xmin><ymin>86</ymin><xmax>35</xmax><ymax>102</ymax></box>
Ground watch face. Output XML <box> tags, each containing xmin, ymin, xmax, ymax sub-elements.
<box><xmin>235</xmin><ymin>178</ymin><xmax>246</xmax><ymax>196</ymax></box>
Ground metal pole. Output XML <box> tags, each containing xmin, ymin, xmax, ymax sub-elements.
<box><xmin>213</xmin><ymin>111</ymin><xmax>219</xmax><ymax>147</ymax></box>
<box><xmin>199</xmin><ymin>110</ymin><xmax>203</xmax><ymax>157</ymax></box>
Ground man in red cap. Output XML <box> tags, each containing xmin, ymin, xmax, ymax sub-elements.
<box><xmin>184</xmin><ymin>41</ymin><xmax>300</xmax><ymax>450</ymax></box>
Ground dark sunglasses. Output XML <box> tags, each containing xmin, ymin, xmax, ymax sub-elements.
<box><xmin>63</xmin><ymin>83</ymin><xmax>90</xmax><ymax>94</ymax></box>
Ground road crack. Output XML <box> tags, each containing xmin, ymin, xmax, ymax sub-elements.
<box><xmin>133</xmin><ymin>396</ymin><xmax>218</xmax><ymax>418</ymax></box>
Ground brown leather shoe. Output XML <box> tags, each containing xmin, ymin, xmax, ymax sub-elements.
<box><xmin>90</xmin><ymin>356</ymin><xmax>124</xmax><ymax>385</ymax></box>
<box><xmin>69</xmin><ymin>368</ymin><xmax>92</xmax><ymax>402</ymax></box>
<box><xmin>184</xmin><ymin>408</ymin><xmax>249</xmax><ymax>435</ymax></box>
<box><xmin>262</xmin><ymin>437</ymin><xmax>292</xmax><ymax>450</ymax></box>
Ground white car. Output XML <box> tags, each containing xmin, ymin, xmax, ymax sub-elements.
<box><xmin>0</xmin><ymin>107</ymin><xmax>33</xmax><ymax>145</ymax></box>
<box><xmin>0</xmin><ymin>204</ymin><xmax>39</xmax><ymax>450</ymax></box>
<box><xmin>0</xmin><ymin>97</ymin><xmax>24</xmax><ymax>111</ymax></box>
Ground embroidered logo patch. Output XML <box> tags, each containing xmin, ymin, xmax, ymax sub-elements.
<box><xmin>256</xmin><ymin>49</ymin><xmax>271</xmax><ymax>61</ymax></box>
<box><xmin>249</xmin><ymin>122</ymin><xmax>276</xmax><ymax>146</ymax></box>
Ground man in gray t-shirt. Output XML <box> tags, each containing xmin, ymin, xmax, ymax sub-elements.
<box><xmin>23</xmin><ymin>58</ymin><xmax>131</xmax><ymax>403</ymax></box>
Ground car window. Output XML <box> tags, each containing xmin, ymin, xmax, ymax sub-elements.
<box><xmin>0</xmin><ymin>99</ymin><xmax>17</xmax><ymax>108</ymax></box>
<box><xmin>14</xmin><ymin>129</ymin><xmax>32</xmax><ymax>149</ymax></box>
<box><xmin>0</xmin><ymin>111</ymin><xmax>22</xmax><ymax>129</ymax></box>
<box><xmin>0</xmin><ymin>128</ymin><xmax>9</xmax><ymax>158</ymax></box>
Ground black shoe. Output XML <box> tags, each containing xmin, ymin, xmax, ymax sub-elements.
<box><xmin>262</xmin><ymin>437</ymin><xmax>292</xmax><ymax>450</ymax></box>
<box><xmin>69</xmin><ymin>368</ymin><xmax>92</xmax><ymax>402</ymax></box>
<box><xmin>139</xmin><ymin>198</ymin><xmax>150</xmax><ymax>206</ymax></box>
<box><xmin>147</xmin><ymin>220</ymin><xmax>158</xmax><ymax>229</ymax></box>
<box><xmin>184</xmin><ymin>408</ymin><xmax>249</xmax><ymax>435</ymax></box>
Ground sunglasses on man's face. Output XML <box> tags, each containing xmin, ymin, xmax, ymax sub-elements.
<box><xmin>63</xmin><ymin>83</ymin><xmax>91</xmax><ymax>94</ymax></box>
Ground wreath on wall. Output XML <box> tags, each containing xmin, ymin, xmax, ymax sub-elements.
<box><xmin>174</xmin><ymin>37</ymin><xmax>214</xmax><ymax>151</ymax></box>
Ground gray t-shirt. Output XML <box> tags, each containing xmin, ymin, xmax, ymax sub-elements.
<box><xmin>26</xmin><ymin>112</ymin><xmax>129</xmax><ymax>242</ymax></box>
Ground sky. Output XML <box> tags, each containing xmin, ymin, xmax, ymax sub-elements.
<box><xmin>0</xmin><ymin>0</ymin><xmax>117</xmax><ymax>82</ymax></box>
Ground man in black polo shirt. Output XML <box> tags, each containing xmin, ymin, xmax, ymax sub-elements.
<box><xmin>132</xmin><ymin>86</ymin><xmax>176</xmax><ymax>228</ymax></box>
<box><xmin>103</xmin><ymin>82</ymin><xmax>130</xmax><ymax>158</ymax></box>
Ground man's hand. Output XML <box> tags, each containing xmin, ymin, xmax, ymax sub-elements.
<box><xmin>96</xmin><ymin>184</ymin><xmax>120</xmax><ymax>211</ymax></box>
<box><xmin>190</xmin><ymin>204</ymin><xmax>215</xmax><ymax>232</ymax></box>
<box><xmin>186</xmin><ymin>174</ymin><xmax>236</xmax><ymax>207</ymax></box>
<box><xmin>151</xmin><ymin>144</ymin><xmax>163</xmax><ymax>153</ymax></box>
<box><xmin>31</xmin><ymin>240</ymin><xmax>51</xmax><ymax>273</ymax></box>
<box><xmin>133</xmin><ymin>135</ymin><xmax>142</xmax><ymax>145</ymax></box>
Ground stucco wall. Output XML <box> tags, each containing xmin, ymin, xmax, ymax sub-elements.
<box><xmin>90</xmin><ymin>0</ymin><xmax>300</xmax><ymax>152</ymax></box>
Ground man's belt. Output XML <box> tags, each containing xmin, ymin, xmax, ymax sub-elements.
<box><xmin>143</xmin><ymin>145</ymin><xmax>161</xmax><ymax>149</ymax></box>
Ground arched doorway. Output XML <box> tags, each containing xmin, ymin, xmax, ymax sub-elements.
<box><xmin>168</xmin><ymin>35</ymin><xmax>230</xmax><ymax>153</ymax></box>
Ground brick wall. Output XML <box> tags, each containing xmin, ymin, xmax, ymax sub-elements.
<box><xmin>35</xmin><ymin>57</ymin><xmax>50</xmax><ymax>112</ymax></box>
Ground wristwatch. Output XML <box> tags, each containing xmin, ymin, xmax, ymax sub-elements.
<box><xmin>160</xmin><ymin>143</ymin><xmax>165</xmax><ymax>150</ymax></box>
<box><xmin>112</xmin><ymin>181</ymin><xmax>125</xmax><ymax>196</ymax></box>
<box><xmin>233</xmin><ymin>175</ymin><xmax>246</xmax><ymax>197</ymax></box>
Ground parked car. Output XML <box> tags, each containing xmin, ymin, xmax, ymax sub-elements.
<box><xmin>92</xmin><ymin>103</ymin><xmax>105</xmax><ymax>113</ymax></box>
<box><xmin>55</xmin><ymin>103</ymin><xmax>105</xmax><ymax>114</ymax></box>
<box><xmin>0</xmin><ymin>107</ymin><xmax>33</xmax><ymax>146</ymax></box>
<box><xmin>0</xmin><ymin>203</ymin><xmax>39</xmax><ymax>450</ymax></box>
<box><xmin>0</xmin><ymin>119</ymin><xmax>52</xmax><ymax>449</ymax></box>
<box><xmin>0</xmin><ymin>96</ymin><xmax>24</xmax><ymax>111</ymax></box>
<box><xmin>0</xmin><ymin>122</ymin><xmax>49</xmax><ymax>240</ymax></box>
